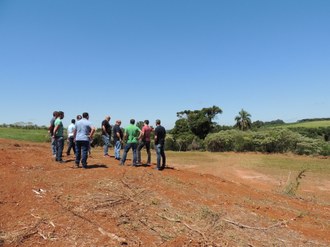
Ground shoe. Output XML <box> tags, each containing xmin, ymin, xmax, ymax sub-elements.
<box><xmin>58</xmin><ymin>160</ymin><xmax>66</xmax><ymax>164</ymax></box>
<box><xmin>104</xmin><ymin>154</ymin><xmax>110</xmax><ymax>157</ymax></box>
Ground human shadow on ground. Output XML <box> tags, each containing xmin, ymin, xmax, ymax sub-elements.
<box><xmin>85</xmin><ymin>164</ymin><xmax>108</xmax><ymax>169</ymax></box>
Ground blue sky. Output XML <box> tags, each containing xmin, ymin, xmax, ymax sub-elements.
<box><xmin>1</xmin><ymin>0</ymin><xmax>329</xmax><ymax>129</ymax></box>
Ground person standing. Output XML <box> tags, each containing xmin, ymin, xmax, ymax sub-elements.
<box><xmin>66</xmin><ymin>119</ymin><xmax>76</xmax><ymax>156</ymax></box>
<box><xmin>74</xmin><ymin>112</ymin><xmax>95</xmax><ymax>169</ymax></box>
<box><xmin>113</xmin><ymin>120</ymin><xmax>123</xmax><ymax>160</ymax></box>
<box><xmin>137</xmin><ymin>120</ymin><xmax>153</xmax><ymax>165</ymax></box>
<box><xmin>101</xmin><ymin>115</ymin><xmax>112</xmax><ymax>157</ymax></box>
<box><xmin>154</xmin><ymin>119</ymin><xmax>166</xmax><ymax>170</ymax></box>
<box><xmin>48</xmin><ymin>111</ymin><xmax>58</xmax><ymax>157</ymax></box>
<box><xmin>53</xmin><ymin>111</ymin><xmax>65</xmax><ymax>163</ymax></box>
<box><xmin>120</xmin><ymin>119</ymin><xmax>142</xmax><ymax>166</ymax></box>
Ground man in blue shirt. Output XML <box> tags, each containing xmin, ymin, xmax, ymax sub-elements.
<box><xmin>74</xmin><ymin>112</ymin><xmax>95</xmax><ymax>168</ymax></box>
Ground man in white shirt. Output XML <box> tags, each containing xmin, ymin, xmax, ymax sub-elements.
<box><xmin>66</xmin><ymin>119</ymin><xmax>76</xmax><ymax>156</ymax></box>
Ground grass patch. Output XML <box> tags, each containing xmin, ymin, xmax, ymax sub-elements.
<box><xmin>0</xmin><ymin>127</ymin><xmax>49</xmax><ymax>142</ymax></box>
<box><xmin>276</xmin><ymin>120</ymin><xmax>330</xmax><ymax>128</ymax></box>
<box><xmin>167</xmin><ymin>151</ymin><xmax>330</xmax><ymax>175</ymax></box>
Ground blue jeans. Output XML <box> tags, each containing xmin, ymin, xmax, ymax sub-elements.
<box><xmin>121</xmin><ymin>142</ymin><xmax>138</xmax><ymax>165</ymax></box>
<box><xmin>51</xmin><ymin>136</ymin><xmax>56</xmax><ymax>155</ymax></box>
<box><xmin>156</xmin><ymin>144</ymin><xmax>166</xmax><ymax>169</ymax></box>
<box><xmin>75</xmin><ymin>140</ymin><xmax>90</xmax><ymax>167</ymax></box>
<box><xmin>66</xmin><ymin>136</ymin><xmax>75</xmax><ymax>155</ymax></box>
<box><xmin>137</xmin><ymin>140</ymin><xmax>151</xmax><ymax>164</ymax></box>
<box><xmin>102</xmin><ymin>135</ymin><xmax>110</xmax><ymax>155</ymax></box>
<box><xmin>114</xmin><ymin>140</ymin><xmax>122</xmax><ymax>159</ymax></box>
<box><xmin>55</xmin><ymin>136</ymin><xmax>64</xmax><ymax>161</ymax></box>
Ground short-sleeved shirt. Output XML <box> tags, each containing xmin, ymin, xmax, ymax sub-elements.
<box><xmin>75</xmin><ymin>118</ymin><xmax>93</xmax><ymax>141</ymax></box>
<box><xmin>49</xmin><ymin>117</ymin><xmax>55</xmax><ymax>135</ymax></box>
<box><xmin>101</xmin><ymin>120</ymin><xmax>111</xmax><ymax>136</ymax></box>
<box><xmin>155</xmin><ymin>125</ymin><xmax>166</xmax><ymax>145</ymax></box>
<box><xmin>141</xmin><ymin>125</ymin><xmax>152</xmax><ymax>142</ymax></box>
<box><xmin>54</xmin><ymin>118</ymin><xmax>64</xmax><ymax>137</ymax></box>
<box><xmin>67</xmin><ymin>123</ymin><xmax>75</xmax><ymax>137</ymax></box>
<box><xmin>113</xmin><ymin>124</ymin><xmax>123</xmax><ymax>142</ymax></box>
<box><xmin>124</xmin><ymin>124</ymin><xmax>141</xmax><ymax>144</ymax></box>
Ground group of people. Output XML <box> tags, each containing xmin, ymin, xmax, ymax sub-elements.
<box><xmin>49</xmin><ymin>111</ymin><xmax>95</xmax><ymax>169</ymax></box>
<box><xmin>49</xmin><ymin>112</ymin><xmax>166</xmax><ymax>170</ymax></box>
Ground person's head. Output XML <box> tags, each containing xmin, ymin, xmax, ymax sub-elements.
<box><xmin>144</xmin><ymin>120</ymin><xmax>149</xmax><ymax>125</ymax></box>
<box><xmin>58</xmin><ymin>111</ymin><xmax>64</xmax><ymax>119</ymax></box>
<box><xmin>156</xmin><ymin>119</ymin><xmax>161</xmax><ymax>126</ymax></box>
<box><xmin>105</xmin><ymin>115</ymin><xmax>111</xmax><ymax>121</ymax></box>
<box><xmin>71</xmin><ymin>119</ymin><xmax>75</xmax><ymax>124</ymax></box>
<box><xmin>82</xmin><ymin>112</ymin><xmax>89</xmax><ymax>119</ymax></box>
<box><xmin>116</xmin><ymin>120</ymin><xmax>121</xmax><ymax>126</ymax></box>
<box><xmin>53</xmin><ymin>111</ymin><xmax>58</xmax><ymax>117</ymax></box>
<box><xmin>76</xmin><ymin>115</ymin><xmax>82</xmax><ymax>120</ymax></box>
<box><xmin>130</xmin><ymin>119</ymin><xmax>135</xmax><ymax>125</ymax></box>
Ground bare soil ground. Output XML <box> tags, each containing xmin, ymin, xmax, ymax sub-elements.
<box><xmin>0</xmin><ymin>138</ymin><xmax>329</xmax><ymax>247</ymax></box>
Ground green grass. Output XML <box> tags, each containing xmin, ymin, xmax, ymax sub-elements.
<box><xmin>0</xmin><ymin>127</ymin><xmax>49</xmax><ymax>142</ymax></box>
<box><xmin>166</xmin><ymin>151</ymin><xmax>330</xmax><ymax>175</ymax></box>
<box><xmin>276</xmin><ymin>120</ymin><xmax>330</xmax><ymax>129</ymax></box>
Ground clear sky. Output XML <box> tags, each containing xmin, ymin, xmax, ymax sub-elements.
<box><xmin>1</xmin><ymin>0</ymin><xmax>329</xmax><ymax>129</ymax></box>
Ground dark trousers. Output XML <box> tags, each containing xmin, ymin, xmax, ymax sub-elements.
<box><xmin>55</xmin><ymin>136</ymin><xmax>64</xmax><ymax>161</ymax></box>
<box><xmin>75</xmin><ymin>140</ymin><xmax>90</xmax><ymax>167</ymax></box>
<box><xmin>156</xmin><ymin>144</ymin><xmax>166</xmax><ymax>169</ymax></box>
<box><xmin>66</xmin><ymin>136</ymin><xmax>76</xmax><ymax>155</ymax></box>
<box><xmin>137</xmin><ymin>140</ymin><xmax>151</xmax><ymax>164</ymax></box>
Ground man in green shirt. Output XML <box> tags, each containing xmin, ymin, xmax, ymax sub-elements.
<box><xmin>53</xmin><ymin>111</ymin><xmax>65</xmax><ymax>163</ymax></box>
<box><xmin>120</xmin><ymin>119</ymin><xmax>142</xmax><ymax>166</ymax></box>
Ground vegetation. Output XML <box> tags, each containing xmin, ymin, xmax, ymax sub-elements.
<box><xmin>0</xmin><ymin>127</ymin><xmax>49</xmax><ymax>142</ymax></box>
<box><xmin>1</xmin><ymin>108</ymin><xmax>329</xmax><ymax>156</ymax></box>
<box><xmin>234</xmin><ymin>109</ymin><xmax>252</xmax><ymax>131</ymax></box>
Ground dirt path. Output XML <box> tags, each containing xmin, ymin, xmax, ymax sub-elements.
<box><xmin>0</xmin><ymin>139</ymin><xmax>329</xmax><ymax>246</ymax></box>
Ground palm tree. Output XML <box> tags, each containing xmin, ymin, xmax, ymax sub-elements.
<box><xmin>235</xmin><ymin>109</ymin><xmax>252</xmax><ymax>131</ymax></box>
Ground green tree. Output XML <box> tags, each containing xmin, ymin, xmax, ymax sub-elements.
<box><xmin>235</xmin><ymin>109</ymin><xmax>252</xmax><ymax>131</ymax></box>
<box><xmin>176</xmin><ymin>105</ymin><xmax>223</xmax><ymax>139</ymax></box>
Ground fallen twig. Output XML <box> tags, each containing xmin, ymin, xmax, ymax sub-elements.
<box><xmin>223</xmin><ymin>218</ymin><xmax>287</xmax><ymax>230</ymax></box>
<box><xmin>98</xmin><ymin>227</ymin><xmax>127</xmax><ymax>245</ymax></box>
<box><xmin>182</xmin><ymin>222</ymin><xmax>206</xmax><ymax>240</ymax></box>
<box><xmin>157</xmin><ymin>213</ymin><xmax>181</xmax><ymax>223</ymax></box>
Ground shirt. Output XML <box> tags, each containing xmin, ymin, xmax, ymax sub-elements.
<box><xmin>101</xmin><ymin>119</ymin><xmax>111</xmax><ymax>136</ymax></box>
<box><xmin>54</xmin><ymin>118</ymin><xmax>64</xmax><ymax>137</ymax></box>
<box><xmin>113</xmin><ymin>124</ymin><xmax>123</xmax><ymax>142</ymax></box>
<box><xmin>124</xmin><ymin>124</ymin><xmax>141</xmax><ymax>144</ymax></box>
<box><xmin>67</xmin><ymin>123</ymin><xmax>75</xmax><ymax>137</ymax></box>
<box><xmin>155</xmin><ymin>125</ymin><xmax>166</xmax><ymax>145</ymax></box>
<box><xmin>141</xmin><ymin>125</ymin><xmax>152</xmax><ymax>142</ymax></box>
<box><xmin>75</xmin><ymin>118</ymin><xmax>93</xmax><ymax>141</ymax></box>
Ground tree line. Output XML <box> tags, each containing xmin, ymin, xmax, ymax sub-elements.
<box><xmin>1</xmin><ymin>106</ymin><xmax>329</xmax><ymax>156</ymax></box>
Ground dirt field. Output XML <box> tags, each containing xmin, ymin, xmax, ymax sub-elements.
<box><xmin>0</xmin><ymin>138</ymin><xmax>329</xmax><ymax>246</ymax></box>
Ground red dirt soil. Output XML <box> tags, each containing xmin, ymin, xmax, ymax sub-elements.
<box><xmin>0</xmin><ymin>139</ymin><xmax>329</xmax><ymax>246</ymax></box>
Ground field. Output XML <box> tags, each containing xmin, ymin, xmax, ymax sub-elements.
<box><xmin>0</xmin><ymin>138</ymin><xmax>329</xmax><ymax>246</ymax></box>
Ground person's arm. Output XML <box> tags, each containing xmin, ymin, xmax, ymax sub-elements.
<box><xmin>53</xmin><ymin>122</ymin><xmax>59</xmax><ymax>137</ymax></box>
<box><xmin>73</xmin><ymin>128</ymin><xmax>77</xmax><ymax>142</ymax></box>
<box><xmin>102</xmin><ymin>123</ymin><xmax>107</xmax><ymax>136</ymax></box>
<box><xmin>116</xmin><ymin>131</ymin><xmax>122</xmax><ymax>142</ymax></box>
<box><xmin>154</xmin><ymin>128</ymin><xmax>158</xmax><ymax>143</ymax></box>
<box><xmin>89</xmin><ymin>127</ymin><xmax>96</xmax><ymax>140</ymax></box>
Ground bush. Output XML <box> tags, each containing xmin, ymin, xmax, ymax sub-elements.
<box><xmin>204</xmin><ymin>130</ymin><xmax>238</xmax><ymax>152</ymax></box>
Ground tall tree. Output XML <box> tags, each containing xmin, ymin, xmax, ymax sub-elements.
<box><xmin>235</xmin><ymin>109</ymin><xmax>252</xmax><ymax>131</ymax></box>
<box><xmin>176</xmin><ymin>105</ymin><xmax>223</xmax><ymax>139</ymax></box>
